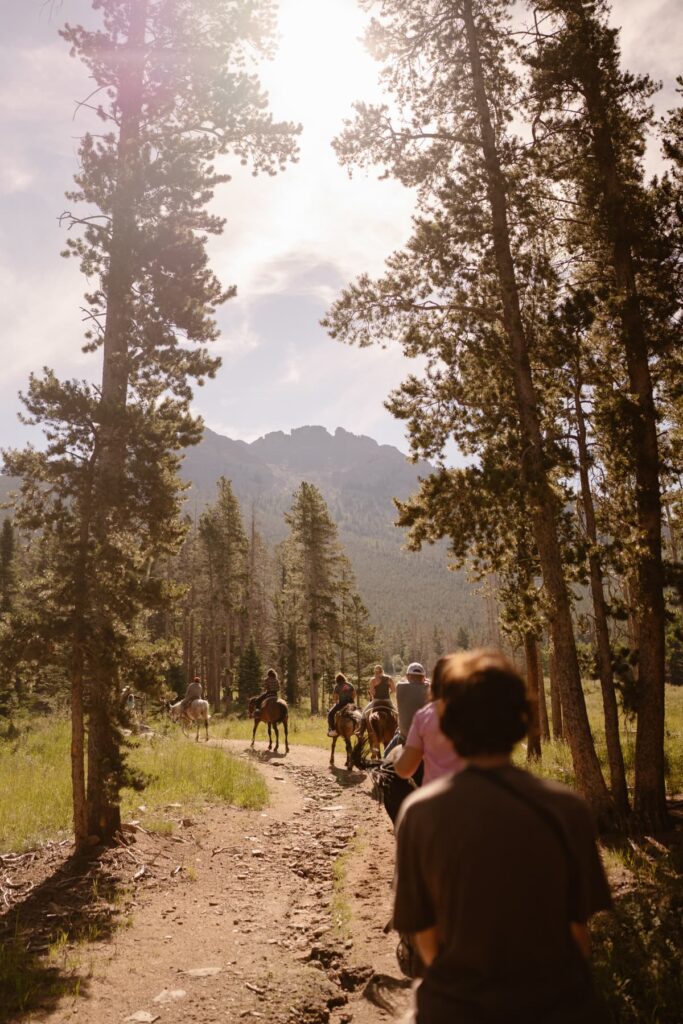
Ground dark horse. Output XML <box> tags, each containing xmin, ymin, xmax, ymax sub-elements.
<box><xmin>330</xmin><ymin>704</ymin><xmax>362</xmax><ymax>770</ymax></box>
<box><xmin>361</xmin><ymin>704</ymin><xmax>398</xmax><ymax>759</ymax></box>
<box><xmin>248</xmin><ymin>696</ymin><xmax>290</xmax><ymax>754</ymax></box>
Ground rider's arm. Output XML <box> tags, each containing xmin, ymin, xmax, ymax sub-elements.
<box><xmin>369</xmin><ymin>678</ymin><xmax>376</xmax><ymax>698</ymax></box>
<box><xmin>394</xmin><ymin>745</ymin><xmax>423</xmax><ymax>779</ymax></box>
<box><xmin>388</xmin><ymin>676</ymin><xmax>396</xmax><ymax>694</ymax></box>
<box><xmin>413</xmin><ymin>926</ymin><xmax>439</xmax><ymax>967</ymax></box>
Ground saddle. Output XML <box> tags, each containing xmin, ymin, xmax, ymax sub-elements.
<box><xmin>336</xmin><ymin>704</ymin><xmax>361</xmax><ymax>724</ymax></box>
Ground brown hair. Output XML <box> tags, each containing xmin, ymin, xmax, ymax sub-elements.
<box><xmin>335</xmin><ymin>672</ymin><xmax>348</xmax><ymax>686</ymax></box>
<box><xmin>436</xmin><ymin>650</ymin><xmax>529</xmax><ymax>756</ymax></box>
<box><xmin>266</xmin><ymin>668</ymin><xmax>278</xmax><ymax>680</ymax></box>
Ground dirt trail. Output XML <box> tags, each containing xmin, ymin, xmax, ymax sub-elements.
<box><xmin>35</xmin><ymin>739</ymin><xmax>412</xmax><ymax>1024</ymax></box>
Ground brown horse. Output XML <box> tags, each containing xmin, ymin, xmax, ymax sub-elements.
<box><xmin>330</xmin><ymin>704</ymin><xmax>362</xmax><ymax>770</ymax></box>
<box><xmin>362</xmin><ymin>704</ymin><xmax>398</xmax><ymax>759</ymax></box>
<box><xmin>248</xmin><ymin>696</ymin><xmax>290</xmax><ymax>754</ymax></box>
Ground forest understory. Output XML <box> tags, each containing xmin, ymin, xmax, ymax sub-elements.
<box><xmin>1</xmin><ymin>732</ymin><xmax>682</xmax><ymax>1024</ymax></box>
<box><xmin>0</xmin><ymin>739</ymin><xmax>413</xmax><ymax>1024</ymax></box>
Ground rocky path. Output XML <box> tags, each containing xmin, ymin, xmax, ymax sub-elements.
<box><xmin>37</xmin><ymin>740</ymin><xmax>412</xmax><ymax>1024</ymax></box>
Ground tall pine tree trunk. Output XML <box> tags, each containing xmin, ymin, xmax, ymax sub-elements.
<box><xmin>524</xmin><ymin>632</ymin><xmax>542</xmax><ymax>760</ymax></box>
<box><xmin>574</xmin><ymin>378</ymin><xmax>630</xmax><ymax>816</ymax></box>
<box><xmin>462</xmin><ymin>0</ymin><xmax>613</xmax><ymax>822</ymax></box>
<box><xmin>536</xmin><ymin>642</ymin><xmax>550</xmax><ymax>742</ymax></box>
<box><xmin>549</xmin><ymin>647</ymin><xmax>563</xmax><ymax>739</ymax></box>
<box><xmin>308</xmin><ymin>625</ymin><xmax>320</xmax><ymax>714</ymax></box>
<box><xmin>569</xmin><ymin>6</ymin><xmax>667</xmax><ymax>829</ymax></box>
<box><xmin>87</xmin><ymin>1</ymin><xmax>147</xmax><ymax>842</ymax></box>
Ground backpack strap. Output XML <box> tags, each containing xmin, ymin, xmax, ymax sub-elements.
<box><xmin>466</xmin><ymin>767</ymin><xmax>582</xmax><ymax>922</ymax></box>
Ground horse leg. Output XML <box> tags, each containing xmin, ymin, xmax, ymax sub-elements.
<box><xmin>267</xmin><ymin>722</ymin><xmax>273</xmax><ymax>750</ymax></box>
<box><xmin>284</xmin><ymin>714</ymin><xmax>289</xmax><ymax>754</ymax></box>
<box><xmin>251</xmin><ymin>718</ymin><xmax>258</xmax><ymax>748</ymax></box>
<box><xmin>370</xmin><ymin>719</ymin><xmax>380</xmax><ymax>759</ymax></box>
<box><xmin>204</xmin><ymin>714</ymin><xmax>209</xmax><ymax>741</ymax></box>
<box><xmin>195</xmin><ymin>719</ymin><xmax>200</xmax><ymax>742</ymax></box>
<box><xmin>330</xmin><ymin>735</ymin><xmax>337</xmax><ymax>766</ymax></box>
<box><xmin>273</xmin><ymin>722</ymin><xmax>279</xmax><ymax>753</ymax></box>
<box><xmin>345</xmin><ymin>735</ymin><xmax>353</xmax><ymax>770</ymax></box>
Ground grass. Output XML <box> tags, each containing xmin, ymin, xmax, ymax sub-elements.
<box><xmin>591</xmin><ymin>839</ymin><xmax>683</xmax><ymax>1023</ymax></box>
<box><xmin>122</xmin><ymin>732</ymin><xmax>268</xmax><ymax>818</ymax></box>
<box><xmin>0</xmin><ymin>718</ymin><xmax>267</xmax><ymax>854</ymax></box>
<box><xmin>0</xmin><ymin>719</ymin><xmax>73</xmax><ymax>852</ymax></box>
<box><xmin>330</xmin><ymin>838</ymin><xmax>359</xmax><ymax>940</ymax></box>
<box><xmin>513</xmin><ymin>682</ymin><xmax>683</xmax><ymax>797</ymax></box>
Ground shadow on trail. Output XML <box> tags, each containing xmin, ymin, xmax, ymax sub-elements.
<box><xmin>329</xmin><ymin>766</ymin><xmax>367</xmax><ymax>789</ymax></box>
<box><xmin>0</xmin><ymin>848</ymin><xmax>124</xmax><ymax>1023</ymax></box>
<box><xmin>244</xmin><ymin>747</ymin><xmax>288</xmax><ymax>762</ymax></box>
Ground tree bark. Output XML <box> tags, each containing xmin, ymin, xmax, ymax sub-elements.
<box><xmin>524</xmin><ymin>633</ymin><xmax>542</xmax><ymax>760</ymax></box>
<box><xmin>87</xmin><ymin>1</ymin><xmax>148</xmax><ymax>842</ymax></box>
<box><xmin>536</xmin><ymin>641</ymin><xmax>550</xmax><ymax>742</ymax></box>
<box><xmin>567</xmin><ymin>2</ymin><xmax>667</xmax><ymax>829</ymax></box>
<box><xmin>462</xmin><ymin>0</ymin><xmax>613</xmax><ymax>823</ymax></box>
<box><xmin>549</xmin><ymin>647</ymin><xmax>563</xmax><ymax>739</ymax></box>
<box><xmin>574</xmin><ymin>378</ymin><xmax>630</xmax><ymax>816</ymax></box>
<box><xmin>308</xmin><ymin>625</ymin><xmax>320</xmax><ymax>714</ymax></box>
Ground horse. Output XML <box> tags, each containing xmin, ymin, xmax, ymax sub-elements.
<box><xmin>361</xmin><ymin>703</ymin><xmax>398</xmax><ymax>759</ymax></box>
<box><xmin>167</xmin><ymin>698</ymin><xmax>210</xmax><ymax>741</ymax></box>
<box><xmin>248</xmin><ymin>696</ymin><xmax>289</xmax><ymax>754</ymax></box>
<box><xmin>330</xmin><ymin>704</ymin><xmax>362</xmax><ymax>770</ymax></box>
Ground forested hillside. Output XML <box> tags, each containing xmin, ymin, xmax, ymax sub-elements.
<box><xmin>1</xmin><ymin>425</ymin><xmax>485</xmax><ymax>652</ymax></box>
<box><xmin>181</xmin><ymin>425</ymin><xmax>484</xmax><ymax>645</ymax></box>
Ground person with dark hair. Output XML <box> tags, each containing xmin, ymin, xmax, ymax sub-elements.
<box><xmin>254</xmin><ymin>668</ymin><xmax>280</xmax><ymax>710</ymax></box>
<box><xmin>179</xmin><ymin>675</ymin><xmax>202</xmax><ymax>712</ymax></box>
<box><xmin>393</xmin><ymin>649</ymin><xmax>611</xmax><ymax>1024</ymax></box>
<box><xmin>327</xmin><ymin>672</ymin><xmax>356</xmax><ymax>736</ymax></box>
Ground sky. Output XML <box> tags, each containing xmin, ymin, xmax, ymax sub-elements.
<box><xmin>0</xmin><ymin>0</ymin><xmax>680</xmax><ymax>456</ymax></box>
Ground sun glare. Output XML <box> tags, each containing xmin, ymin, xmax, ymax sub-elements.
<box><xmin>262</xmin><ymin>0</ymin><xmax>381</xmax><ymax>136</ymax></box>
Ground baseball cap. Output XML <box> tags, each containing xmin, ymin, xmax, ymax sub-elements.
<box><xmin>407</xmin><ymin>662</ymin><xmax>426</xmax><ymax>676</ymax></box>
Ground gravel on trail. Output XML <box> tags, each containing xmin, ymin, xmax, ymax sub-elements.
<box><xmin>13</xmin><ymin>739</ymin><xmax>412</xmax><ymax>1024</ymax></box>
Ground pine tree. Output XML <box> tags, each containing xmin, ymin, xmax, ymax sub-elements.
<box><xmin>325</xmin><ymin>0</ymin><xmax>614</xmax><ymax>821</ymax></box>
<box><xmin>4</xmin><ymin>0</ymin><xmax>298</xmax><ymax>847</ymax></box>
<box><xmin>456</xmin><ymin>627</ymin><xmax>471</xmax><ymax>652</ymax></box>
<box><xmin>348</xmin><ymin>592</ymin><xmax>377</xmax><ymax>692</ymax></box>
<box><xmin>285</xmin><ymin>483</ymin><xmax>342</xmax><ymax>713</ymax></box>
<box><xmin>0</xmin><ymin>519</ymin><xmax>16</xmax><ymax>615</ymax></box>
<box><xmin>527</xmin><ymin>0</ymin><xmax>673</xmax><ymax>828</ymax></box>
<box><xmin>199</xmin><ymin>477</ymin><xmax>249</xmax><ymax>704</ymax></box>
<box><xmin>237</xmin><ymin>636</ymin><xmax>262</xmax><ymax>703</ymax></box>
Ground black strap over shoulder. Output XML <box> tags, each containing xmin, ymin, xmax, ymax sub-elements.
<box><xmin>466</xmin><ymin>767</ymin><xmax>582</xmax><ymax>923</ymax></box>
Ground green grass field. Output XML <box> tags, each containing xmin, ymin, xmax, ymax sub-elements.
<box><xmin>0</xmin><ymin>720</ymin><xmax>267</xmax><ymax>853</ymax></box>
<box><xmin>519</xmin><ymin>682</ymin><xmax>683</xmax><ymax>797</ymax></box>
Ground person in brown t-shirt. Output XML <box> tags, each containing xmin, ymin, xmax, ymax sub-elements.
<box><xmin>393</xmin><ymin>650</ymin><xmax>611</xmax><ymax>1024</ymax></box>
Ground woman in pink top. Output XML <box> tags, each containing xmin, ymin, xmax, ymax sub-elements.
<box><xmin>393</xmin><ymin>657</ymin><xmax>463</xmax><ymax>785</ymax></box>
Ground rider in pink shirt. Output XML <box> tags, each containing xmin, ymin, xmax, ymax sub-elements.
<box><xmin>393</xmin><ymin>657</ymin><xmax>463</xmax><ymax>786</ymax></box>
<box><xmin>404</xmin><ymin>701</ymin><xmax>463</xmax><ymax>784</ymax></box>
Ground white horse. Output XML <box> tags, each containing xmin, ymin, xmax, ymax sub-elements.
<box><xmin>167</xmin><ymin>698</ymin><xmax>211</xmax><ymax>741</ymax></box>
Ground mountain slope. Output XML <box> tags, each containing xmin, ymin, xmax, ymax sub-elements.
<box><xmin>180</xmin><ymin>426</ymin><xmax>483</xmax><ymax>636</ymax></box>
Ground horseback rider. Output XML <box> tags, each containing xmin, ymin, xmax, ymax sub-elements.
<box><xmin>254</xmin><ymin>668</ymin><xmax>280</xmax><ymax>710</ymax></box>
<box><xmin>362</xmin><ymin>664</ymin><xmax>396</xmax><ymax>714</ymax></box>
<box><xmin>179</xmin><ymin>675</ymin><xmax>203</xmax><ymax>713</ymax></box>
<box><xmin>327</xmin><ymin>672</ymin><xmax>356</xmax><ymax>737</ymax></box>
<box><xmin>385</xmin><ymin>661</ymin><xmax>430</xmax><ymax>756</ymax></box>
